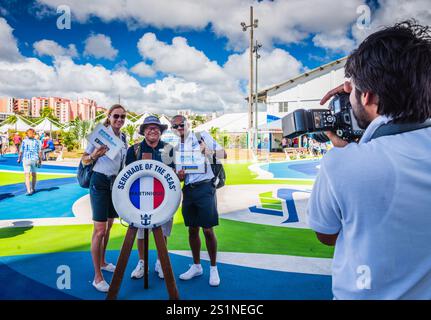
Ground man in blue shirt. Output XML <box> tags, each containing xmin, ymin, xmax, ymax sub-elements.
<box><xmin>41</xmin><ymin>134</ymin><xmax>56</xmax><ymax>161</ymax></box>
<box><xmin>308</xmin><ymin>21</ymin><xmax>431</xmax><ymax>299</ymax></box>
<box><xmin>17</xmin><ymin>128</ymin><xmax>42</xmax><ymax>195</ymax></box>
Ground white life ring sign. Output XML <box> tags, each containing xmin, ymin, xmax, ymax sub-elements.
<box><xmin>112</xmin><ymin>160</ymin><xmax>181</xmax><ymax>229</ymax></box>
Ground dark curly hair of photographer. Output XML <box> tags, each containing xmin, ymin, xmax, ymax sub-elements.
<box><xmin>345</xmin><ymin>20</ymin><xmax>431</xmax><ymax>124</ymax></box>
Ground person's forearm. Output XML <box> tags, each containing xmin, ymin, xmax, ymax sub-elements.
<box><xmin>82</xmin><ymin>153</ymin><xmax>95</xmax><ymax>166</ymax></box>
<box><xmin>215</xmin><ymin>149</ymin><xmax>227</xmax><ymax>159</ymax></box>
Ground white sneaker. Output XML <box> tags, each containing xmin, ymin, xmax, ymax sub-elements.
<box><xmin>92</xmin><ymin>279</ymin><xmax>110</xmax><ymax>292</ymax></box>
<box><xmin>131</xmin><ymin>260</ymin><xmax>145</xmax><ymax>279</ymax></box>
<box><xmin>101</xmin><ymin>263</ymin><xmax>116</xmax><ymax>272</ymax></box>
<box><xmin>209</xmin><ymin>266</ymin><xmax>220</xmax><ymax>287</ymax></box>
<box><xmin>155</xmin><ymin>260</ymin><xmax>164</xmax><ymax>279</ymax></box>
<box><xmin>179</xmin><ymin>264</ymin><xmax>203</xmax><ymax>280</ymax></box>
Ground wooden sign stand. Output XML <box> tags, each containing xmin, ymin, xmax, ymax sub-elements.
<box><xmin>106</xmin><ymin>225</ymin><xmax>179</xmax><ymax>300</ymax></box>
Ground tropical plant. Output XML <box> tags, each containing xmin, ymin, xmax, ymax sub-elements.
<box><xmin>60</xmin><ymin>130</ymin><xmax>79</xmax><ymax>151</ymax></box>
<box><xmin>122</xmin><ymin>123</ymin><xmax>138</xmax><ymax>146</ymax></box>
<box><xmin>238</xmin><ymin>133</ymin><xmax>247</xmax><ymax>148</ymax></box>
<box><xmin>95</xmin><ymin>110</ymin><xmax>105</xmax><ymax>118</ymax></box>
<box><xmin>208</xmin><ymin>127</ymin><xmax>230</xmax><ymax>148</ymax></box>
<box><xmin>40</xmin><ymin>107</ymin><xmax>59</xmax><ymax>122</ymax></box>
<box><xmin>219</xmin><ymin>130</ymin><xmax>230</xmax><ymax>148</ymax></box>
<box><xmin>189</xmin><ymin>114</ymin><xmax>206</xmax><ymax>128</ymax></box>
<box><xmin>209</xmin><ymin>127</ymin><xmax>220</xmax><ymax>140</ymax></box>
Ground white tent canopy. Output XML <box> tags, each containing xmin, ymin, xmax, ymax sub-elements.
<box><xmin>159</xmin><ymin>115</ymin><xmax>171</xmax><ymax>126</ymax></box>
<box><xmin>123</xmin><ymin>117</ymin><xmax>136</xmax><ymax>127</ymax></box>
<box><xmin>33</xmin><ymin>118</ymin><xmax>62</xmax><ymax>132</ymax></box>
<box><xmin>134</xmin><ymin>113</ymin><xmax>150</xmax><ymax>125</ymax></box>
<box><xmin>14</xmin><ymin>118</ymin><xmax>33</xmax><ymax>131</ymax></box>
<box><xmin>0</xmin><ymin>123</ymin><xmax>13</xmax><ymax>133</ymax></box>
<box><xmin>194</xmin><ymin>112</ymin><xmax>267</xmax><ymax>134</ymax></box>
<box><xmin>258</xmin><ymin>119</ymin><xmax>282</xmax><ymax>132</ymax></box>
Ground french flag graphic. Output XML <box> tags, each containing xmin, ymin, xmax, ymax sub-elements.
<box><xmin>129</xmin><ymin>177</ymin><xmax>165</xmax><ymax>211</ymax></box>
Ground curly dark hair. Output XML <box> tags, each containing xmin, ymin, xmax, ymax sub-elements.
<box><xmin>345</xmin><ymin>20</ymin><xmax>431</xmax><ymax>123</ymax></box>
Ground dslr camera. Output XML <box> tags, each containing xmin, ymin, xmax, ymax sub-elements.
<box><xmin>281</xmin><ymin>93</ymin><xmax>364</xmax><ymax>143</ymax></box>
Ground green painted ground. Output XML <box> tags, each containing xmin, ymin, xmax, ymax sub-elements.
<box><xmin>0</xmin><ymin>219</ymin><xmax>333</xmax><ymax>258</ymax></box>
<box><xmin>0</xmin><ymin>172</ymin><xmax>71</xmax><ymax>186</ymax></box>
<box><xmin>259</xmin><ymin>191</ymin><xmax>283</xmax><ymax>211</ymax></box>
<box><xmin>224</xmin><ymin>163</ymin><xmax>314</xmax><ymax>186</ymax></box>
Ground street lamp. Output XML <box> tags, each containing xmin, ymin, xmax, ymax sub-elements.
<box><xmin>253</xmin><ymin>41</ymin><xmax>262</xmax><ymax>151</ymax></box>
<box><xmin>241</xmin><ymin>6</ymin><xmax>258</xmax><ymax>151</ymax></box>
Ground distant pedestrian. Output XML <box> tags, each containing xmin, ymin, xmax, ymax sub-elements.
<box><xmin>13</xmin><ymin>133</ymin><xmax>21</xmax><ymax>153</ymax></box>
<box><xmin>17</xmin><ymin>128</ymin><xmax>42</xmax><ymax>195</ymax></box>
<box><xmin>0</xmin><ymin>134</ymin><xmax>5</xmax><ymax>157</ymax></box>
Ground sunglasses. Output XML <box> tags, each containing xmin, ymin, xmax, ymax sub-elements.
<box><xmin>112</xmin><ymin>114</ymin><xmax>126</xmax><ymax>119</ymax></box>
<box><xmin>172</xmin><ymin>123</ymin><xmax>185</xmax><ymax>129</ymax></box>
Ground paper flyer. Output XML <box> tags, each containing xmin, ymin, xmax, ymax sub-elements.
<box><xmin>86</xmin><ymin>124</ymin><xmax>124</xmax><ymax>160</ymax></box>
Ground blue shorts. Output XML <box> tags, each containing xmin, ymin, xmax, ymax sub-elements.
<box><xmin>89</xmin><ymin>172</ymin><xmax>118</xmax><ymax>222</ymax></box>
<box><xmin>182</xmin><ymin>181</ymin><xmax>219</xmax><ymax>228</ymax></box>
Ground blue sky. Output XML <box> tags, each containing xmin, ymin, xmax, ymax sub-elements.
<box><xmin>0</xmin><ymin>0</ymin><xmax>425</xmax><ymax>114</ymax></box>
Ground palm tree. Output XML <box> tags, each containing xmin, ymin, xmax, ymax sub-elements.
<box><xmin>40</xmin><ymin>107</ymin><xmax>59</xmax><ymax>122</ymax></box>
<box><xmin>209</xmin><ymin>127</ymin><xmax>220</xmax><ymax>140</ymax></box>
<box><xmin>72</xmin><ymin>119</ymin><xmax>93</xmax><ymax>149</ymax></box>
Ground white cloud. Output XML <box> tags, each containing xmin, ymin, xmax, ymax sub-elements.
<box><xmin>0</xmin><ymin>17</ymin><xmax>22</xmax><ymax>62</ymax></box>
<box><xmin>224</xmin><ymin>48</ymin><xmax>303</xmax><ymax>89</ymax></box>
<box><xmin>352</xmin><ymin>0</ymin><xmax>431</xmax><ymax>44</ymax></box>
<box><xmin>33</xmin><ymin>39</ymin><xmax>78</xmax><ymax>58</ymax></box>
<box><xmin>36</xmin><ymin>0</ymin><xmax>365</xmax><ymax>52</ymax></box>
<box><xmin>313</xmin><ymin>31</ymin><xmax>356</xmax><ymax>54</ymax></box>
<box><xmin>137</xmin><ymin>33</ymin><xmax>229</xmax><ymax>85</ymax></box>
<box><xmin>130</xmin><ymin>61</ymin><xmax>156</xmax><ymax>77</ymax></box>
<box><xmin>84</xmin><ymin>33</ymin><xmax>118</xmax><ymax>60</ymax></box>
<box><xmin>35</xmin><ymin>0</ymin><xmax>431</xmax><ymax>56</ymax></box>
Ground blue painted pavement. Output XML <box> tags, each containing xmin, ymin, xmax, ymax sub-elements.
<box><xmin>0</xmin><ymin>251</ymin><xmax>332</xmax><ymax>300</ymax></box>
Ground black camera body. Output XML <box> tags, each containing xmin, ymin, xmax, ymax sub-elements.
<box><xmin>281</xmin><ymin>93</ymin><xmax>364</xmax><ymax>142</ymax></box>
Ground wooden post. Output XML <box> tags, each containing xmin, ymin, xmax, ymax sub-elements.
<box><xmin>143</xmin><ymin>228</ymin><xmax>149</xmax><ymax>289</ymax></box>
<box><xmin>153</xmin><ymin>226</ymin><xmax>179</xmax><ymax>300</ymax></box>
<box><xmin>106</xmin><ymin>226</ymin><xmax>137</xmax><ymax>300</ymax></box>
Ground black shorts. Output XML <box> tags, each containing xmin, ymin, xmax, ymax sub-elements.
<box><xmin>182</xmin><ymin>181</ymin><xmax>219</xmax><ymax>228</ymax></box>
<box><xmin>89</xmin><ymin>172</ymin><xmax>118</xmax><ymax>222</ymax></box>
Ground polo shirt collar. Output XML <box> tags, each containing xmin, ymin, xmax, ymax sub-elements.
<box><xmin>359</xmin><ymin>115</ymin><xmax>392</xmax><ymax>144</ymax></box>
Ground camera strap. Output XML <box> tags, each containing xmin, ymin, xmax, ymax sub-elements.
<box><xmin>370</xmin><ymin>119</ymin><xmax>431</xmax><ymax>141</ymax></box>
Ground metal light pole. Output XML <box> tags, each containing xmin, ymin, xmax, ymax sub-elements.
<box><xmin>241</xmin><ymin>6</ymin><xmax>258</xmax><ymax>150</ymax></box>
<box><xmin>253</xmin><ymin>41</ymin><xmax>262</xmax><ymax>151</ymax></box>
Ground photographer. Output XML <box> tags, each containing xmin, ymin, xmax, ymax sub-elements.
<box><xmin>307</xmin><ymin>21</ymin><xmax>431</xmax><ymax>299</ymax></box>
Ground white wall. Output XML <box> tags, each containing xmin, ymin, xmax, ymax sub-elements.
<box><xmin>266</xmin><ymin>62</ymin><xmax>346</xmax><ymax>118</ymax></box>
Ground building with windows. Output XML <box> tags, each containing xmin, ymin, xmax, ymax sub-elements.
<box><xmin>255</xmin><ymin>56</ymin><xmax>347</xmax><ymax>150</ymax></box>
<box><xmin>70</xmin><ymin>98</ymin><xmax>97</xmax><ymax>122</ymax></box>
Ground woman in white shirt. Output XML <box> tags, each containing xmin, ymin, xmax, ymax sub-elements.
<box><xmin>81</xmin><ymin>104</ymin><xmax>128</xmax><ymax>293</ymax></box>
